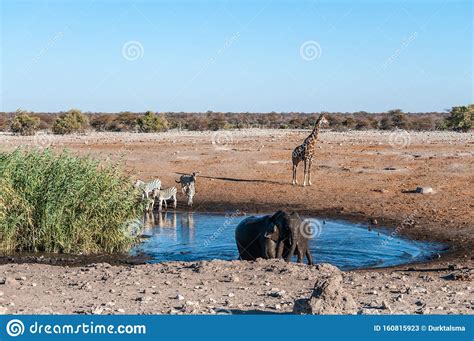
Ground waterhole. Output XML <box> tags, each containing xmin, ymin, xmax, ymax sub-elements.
<box><xmin>131</xmin><ymin>212</ymin><xmax>444</xmax><ymax>270</ymax></box>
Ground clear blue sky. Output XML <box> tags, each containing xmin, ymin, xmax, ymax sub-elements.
<box><xmin>1</xmin><ymin>0</ymin><xmax>472</xmax><ymax>113</ymax></box>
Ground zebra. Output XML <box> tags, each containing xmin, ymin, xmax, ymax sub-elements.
<box><xmin>135</xmin><ymin>178</ymin><xmax>162</xmax><ymax>212</ymax></box>
<box><xmin>134</xmin><ymin>179</ymin><xmax>145</xmax><ymax>189</ymax></box>
<box><xmin>152</xmin><ymin>186</ymin><xmax>178</xmax><ymax>211</ymax></box>
<box><xmin>184</xmin><ymin>182</ymin><xmax>195</xmax><ymax>207</ymax></box>
<box><xmin>175</xmin><ymin>172</ymin><xmax>198</xmax><ymax>194</ymax></box>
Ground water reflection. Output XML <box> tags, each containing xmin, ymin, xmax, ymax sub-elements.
<box><xmin>141</xmin><ymin>211</ymin><xmax>196</xmax><ymax>243</ymax></box>
<box><xmin>181</xmin><ymin>212</ymin><xmax>195</xmax><ymax>229</ymax></box>
<box><xmin>180</xmin><ymin>212</ymin><xmax>195</xmax><ymax>243</ymax></box>
<box><xmin>156</xmin><ymin>211</ymin><xmax>177</xmax><ymax>228</ymax></box>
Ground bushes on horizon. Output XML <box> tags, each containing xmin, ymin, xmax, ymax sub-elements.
<box><xmin>410</xmin><ymin>116</ymin><xmax>435</xmax><ymax>131</ymax></box>
<box><xmin>444</xmin><ymin>105</ymin><xmax>473</xmax><ymax>132</ymax></box>
<box><xmin>52</xmin><ymin>109</ymin><xmax>89</xmax><ymax>134</ymax></box>
<box><xmin>10</xmin><ymin>112</ymin><xmax>40</xmax><ymax>136</ymax></box>
<box><xmin>90</xmin><ymin>114</ymin><xmax>116</xmax><ymax>131</ymax></box>
<box><xmin>388</xmin><ymin>109</ymin><xmax>409</xmax><ymax>129</ymax></box>
<box><xmin>111</xmin><ymin>112</ymin><xmax>139</xmax><ymax>131</ymax></box>
<box><xmin>207</xmin><ymin>112</ymin><xmax>226</xmax><ymax>131</ymax></box>
<box><xmin>137</xmin><ymin>111</ymin><xmax>169</xmax><ymax>132</ymax></box>
<box><xmin>2</xmin><ymin>108</ymin><xmax>469</xmax><ymax>133</ymax></box>
<box><xmin>0</xmin><ymin>149</ymin><xmax>141</xmax><ymax>254</ymax></box>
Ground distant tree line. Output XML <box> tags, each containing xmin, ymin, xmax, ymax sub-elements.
<box><xmin>0</xmin><ymin>105</ymin><xmax>472</xmax><ymax>136</ymax></box>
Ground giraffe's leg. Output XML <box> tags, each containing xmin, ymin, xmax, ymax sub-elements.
<box><xmin>308</xmin><ymin>159</ymin><xmax>313</xmax><ymax>186</ymax></box>
<box><xmin>292</xmin><ymin>156</ymin><xmax>299</xmax><ymax>185</ymax></box>
<box><xmin>303</xmin><ymin>159</ymin><xmax>308</xmax><ymax>186</ymax></box>
<box><xmin>292</xmin><ymin>163</ymin><xmax>298</xmax><ymax>185</ymax></box>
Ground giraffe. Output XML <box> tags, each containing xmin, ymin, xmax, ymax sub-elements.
<box><xmin>291</xmin><ymin>113</ymin><xmax>329</xmax><ymax>186</ymax></box>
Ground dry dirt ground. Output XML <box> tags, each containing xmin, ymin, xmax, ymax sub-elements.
<box><xmin>0</xmin><ymin>129</ymin><xmax>472</xmax><ymax>314</ymax></box>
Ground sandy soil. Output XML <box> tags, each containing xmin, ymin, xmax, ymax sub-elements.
<box><xmin>0</xmin><ymin>129</ymin><xmax>472</xmax><ymax>314</ymax></box>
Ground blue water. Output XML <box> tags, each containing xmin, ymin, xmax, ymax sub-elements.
<box><xmin>131</xmin><ymin>212</ymin><xmax>445</xmax><ymax>270</ymax></box>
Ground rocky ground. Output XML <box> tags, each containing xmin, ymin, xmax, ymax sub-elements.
<box><xmin>0</xmin><ymin>260</ymin><xmax>472</xmax><ymax>315</ymax></box>
<box><xmin>0</xmin><ymin>130</ymin><xmax>472</xmax><ymax>314</ymax></box>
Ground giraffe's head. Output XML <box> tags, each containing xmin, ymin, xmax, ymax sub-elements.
<box><xmin>312</xmin><ymin>113</ymin><xmax>329</xmax><ymax>131</ymax></box>
<box><xmin>317</xmin><ymin>113</ymin><xmax>329</xmax><ymax>128</ymax></box>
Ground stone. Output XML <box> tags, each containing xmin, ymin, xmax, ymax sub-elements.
<box><xmin>0</xmin><ymin>278</ymin><xmax>6</xmax><ymax>285</ymax></box>
<box><xmin>381</xmin><ymin>300</ymin><xmax>391</xmax><ymax>312</ymax></box>
<box><xmin>0</xmin><ymin>306</ymin><xmax>8</xmax><ymax>314</ymax></box>
<box><xmin>293</xmin><ymin>264</ymin><xmax>357</xmax><ymax>314</ymax></box>
<box><xmin>176</xmin><ymin>294</ymin><xmax>185</xmax><ymax>300</ymax></box>
<box><xmin>357</xmin><ymin>308</ymin><xmax>377</xmax><ymax>315</ymax></box>
<box><xmin>416</xmin><ymin>187</ymin><xmax>433</xmax><ymax>194</ymax></box>
<box><xmin>442</xmin><ymin>269</ymin><xmax>472</xmax><ymax>281</ymax></box>
<box><xmin>268</xmin><ymin>289</ymin><xmax>286</xmax><ymax>298</ymax></box>
<box><xmin>92</xmin><ymin>307</ymin><xmax>103</xmax><ymax>315</ymax></box>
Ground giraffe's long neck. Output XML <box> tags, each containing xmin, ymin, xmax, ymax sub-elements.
<box><xmin>310</xmin><ymin>123</ymin><xmax>321</xmax><ymax>140</ymax></box>
<box><xmin>304</xmin><ymin>122</ymin><xmax>320</xmax><ymax>144</ymax></box>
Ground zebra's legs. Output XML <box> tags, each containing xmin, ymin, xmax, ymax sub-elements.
<box><xmin>173</xmin><ymin>194</ymin><xmax>177</xmax><ymax>209</ymax></box>
<box><xmin>158</xmin><ymin>199</ymin><xmax>163</xmax><ymax>211</ymax></box>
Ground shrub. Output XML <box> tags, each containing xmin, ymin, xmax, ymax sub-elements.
<box><xmin>342</xmin><ymin>116</ymin><xmax>356</xmax><ymax>129</ymax></box>
<box><xmin>379</xmin><ymin>116</ymin><xmax>393</xmax><ymax>130</ymax></box>
<box><xmin>444</xmin><ymin>105</ymin><xmax>473</xmax><ymax>132</ymax></box>
<box><xmin>387</xmin><ymin>109</ymin><xmax>409</xmax><ymax>129</ymax></box>
<box><xmin>10</xmin><ymin>112</ymin><xmax>40</xmax><ymax>135</ymax></box>
<box><xmin>109</xmin><ymin>112</ymin><xmax>139</xmax><ymax>132</ymax></box>
<box><xmin>137</xmin><ymin>111</ymin><xmax>169</xmax><ymax>132</ymax></box>
<box><xmin>0</xmin><ymin>113</ymin><xmax>8</xmax><ymax>131</ymax></box>
<box><xmin>186</xmin><ymin>115</ymin><xmax>209</xmax><ymax>131</ymax></box>
<box><xmin>0</xmin><ymin>149</ymin><xmax>141</xmax><ymax>254</ymax></box>
<box><xmin>52</xmin><ymin>109</ymin><xmax>89</xmax><ymax>134</ymax></box>
<box><xmin>354</xmin><ymin>118</ymin><xmax>372</xmax><ymax>130</ymax></box>
<box><xmin>410</xmin><ymin>116</ymin><xmax>435</xmax><ymax>131</ymax></box>
<box><xmin>207</xmin><ymin>112</ymin><xmax>226</xmax><ymax>131</ymax></box>
<box><xmin>90</xmin><ymin>114</ymin><xmax>116</xmax><ymax>131</ymax></box>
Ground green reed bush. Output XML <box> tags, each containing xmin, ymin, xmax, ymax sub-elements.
<box><xmin>0</xmin><ymin>149</ymin><xmax>142</xmax><ymax>254</ymax></box>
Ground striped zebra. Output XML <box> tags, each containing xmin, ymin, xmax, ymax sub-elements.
<box><xmin>152</xmin><ymin>186</ymin><xmax>177</xmax><ymax>211</ymax></box>
<box><xmin>135</xmin><ymin>178</ymin><xmax>162</xmax><ymax>212</ymax></box>
<box><xmin>184</xmin><ymin>182</ymin><xmax>195</xmax><ymax>207</ymax></box>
